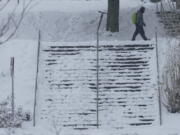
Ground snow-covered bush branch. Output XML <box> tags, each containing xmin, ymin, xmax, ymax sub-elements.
<box><xmin>161</xmin><ymin>39</ymin><xmax>180</xmax><ymax>113</ymax></box>
<box><xmin>0</xmin><ymin>97</ymin><xmax>31</xmax><ymax>128</ymax></box>
<box><xmin>0</xmin><ymin>0</ymin><xmax>33</xmax><ymax>45</ymax></box>
<box><xmin>0</xmin><ymin>97</ymin><xmax>23</xmax><ymax>128</ymax></box>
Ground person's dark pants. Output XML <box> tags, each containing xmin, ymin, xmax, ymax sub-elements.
<box><xmin>132</xmin><ymin>24</ymin><xmax>148</xmax><ymax>41</ymax></box>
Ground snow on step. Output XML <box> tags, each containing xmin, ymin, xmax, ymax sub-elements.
<box><xmin>37</xmin><ymin>41</ymin><xmax>159</xmax><ymax>129</ymax></box>
<box><xmin>98</xmin><ymin>43</ymin><xmax>159</xmax><ymax>129</ymax></box>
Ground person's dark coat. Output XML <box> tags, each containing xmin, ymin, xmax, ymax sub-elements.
<box><xmin>136</xmin><ymin>8</ymin><xmax>145</xmax><ymax>27</ymax></box>
<box><xmin>132</xmin><ymin>7</ymin><xmax>148</xmax><ymax>41</ymax></box>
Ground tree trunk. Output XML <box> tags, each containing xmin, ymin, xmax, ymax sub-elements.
<box><xmin>176</xmin><ymin>0</ymin><xmax>180</xmax><ymax>9</ymax></box>
<box><xmin>107</xmin><ymin>0</ymin><xmax>119</xmax><ymax>32</ymax></box>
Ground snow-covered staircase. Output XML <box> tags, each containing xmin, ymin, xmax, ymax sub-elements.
<box><xmin>157</xmin><ymin>11</ymin><xmax>180</xmax><ymax>36</ymax></box>
<box><xmin>37</xmin><ymin>41</ymin><xmax>159</xmax><ymax>129</ymax></box>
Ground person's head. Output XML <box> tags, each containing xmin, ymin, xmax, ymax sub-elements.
<box><xmin>140</xmin><ymin>6</ymin><xmax>145</xmax><ymax>13</ymax></box>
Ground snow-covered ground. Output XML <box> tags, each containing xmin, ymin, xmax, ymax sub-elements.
<box><xmin>0</xmin><ymin>40</ymin><xmax>37</xmax><ymax>111</ymax></box>
<box><xmin>0</xmin><ymin>0</ymin><xmax>180</xmax><ymax>134</ymax></box>
<box><xmin>14</xmin><ymin>0</ymin><xmax>165</xmax><ymax>42</ymax></box>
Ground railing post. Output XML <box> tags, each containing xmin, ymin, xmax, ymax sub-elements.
<box><xmin>160</xmin><ymin>0</ymin><xmax>164</xmax><ymax>14</ymax></box>
<box><xmin>156</xmin><ymin>2</ymin><xmax>159</xmax><ymax>13</ymax></box>
<box><xmin>10</xmin><ymin>57</ymin><xmax>15</xmax><ymax>121</ymax></box>
<box><xmin>155</xmin><ymin>27</ymin><xmax>162</xmax><ymax>125</ymax></box>
<box><xmin>33</xmin><ymin>30</ymin><xmax>41</xmax><ymax>127</ymax></box>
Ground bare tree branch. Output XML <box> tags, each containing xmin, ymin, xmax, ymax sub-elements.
<box><xmin>0</xmin><ymin>0</ymin><xmax>10</xmax><ymax>12</ymax></box>
<box><xmin>0</xmin><ymin>0</ymin><xmax>34</xmax><ymax>45</ymax></box>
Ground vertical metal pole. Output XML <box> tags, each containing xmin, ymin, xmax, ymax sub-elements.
<box><xmin>10</xmin><ymin>57</ymin><xmax>15</xmax><ymax>121</ymax></box>
<box><xmin>96</xmin><ymin>14</ymin><xmax>102</xmax><ymax>129</ymax></box>
<box><xmin>155</xmin><ymin>27</ymin><xmax>162</xmax><ymax>125</ymax></box>
<box><xmin>96</xmin><ymin>11</ymin><xmax>106</xmax><ymax>128</ymax></box>
<box><xmin>160</xmin><ymin>1</ymin><xmax>163</xmax><ymax>14</ymax></box>
<box><xmin>33</xmin><ymin>30</ymin><xmax>41</xmax><ymax>127</ymax></box>
<box><xmin>156</xmin><ymin>3</ymin><xmax>159</xmax><ymax>13</ymax></box>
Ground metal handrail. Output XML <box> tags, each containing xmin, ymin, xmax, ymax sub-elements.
<box><xmin>96</xmin><ymin>11</ymin><xmax>107</xmax><ymax>128</ymax></box>
<box><xmin>33</xmin><ymin>30</ymin><xmax>41</xmax><ymax>127</ymax></box>
<box><xmin>155</xmin><ymin>27</ymin><xmax>162</xmax><ymax>125</ymax></box>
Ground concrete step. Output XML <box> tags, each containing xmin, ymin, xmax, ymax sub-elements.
<box><xmin>37</xmin><ymin>42</ymin><xmax>159</xmax><ymax>129</ymax></box>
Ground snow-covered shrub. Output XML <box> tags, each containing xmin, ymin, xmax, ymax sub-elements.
<box><xmin>161</xmin><ymin>40</ymin><xmax>180</xmax><ymax>113</ymax></box>
<box><xmin>0</xmin><ymin>97</ymin><xmax>23</xmax><ymax>128</ymax></box>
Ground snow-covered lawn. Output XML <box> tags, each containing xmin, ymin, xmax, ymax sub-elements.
<box><xmin>0</xmin><ymin>40</ymin><xmax>37</xmax><ymax>111</ymax></box>
<box><xmin>0</xmin><ymin>0</ymin><xmax>179</xmax><ymax>134</ymax></box>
